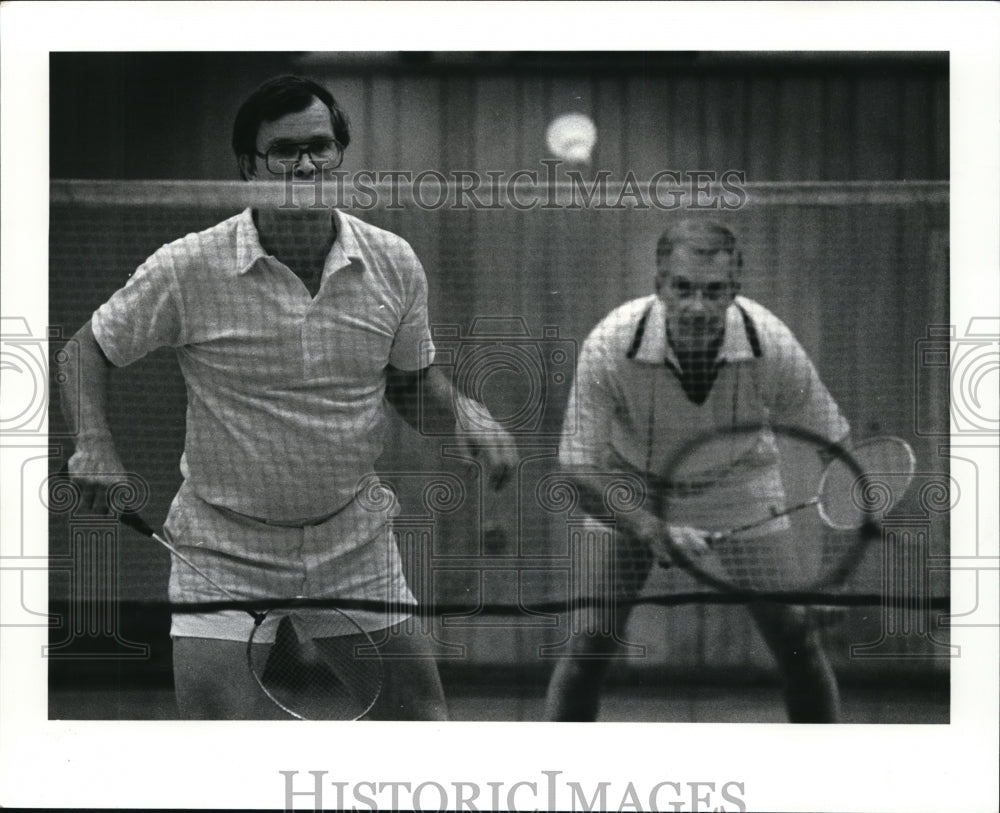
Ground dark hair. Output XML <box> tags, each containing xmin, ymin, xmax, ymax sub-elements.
<box><xmin>231</xmin><ymin>75</ymin><xmax>351</xmax><ymax>175</ymax></box>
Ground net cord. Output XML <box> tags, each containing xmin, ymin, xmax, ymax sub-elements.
<box><xmin>50</xmin><ymin>178</ymin><xmax>950</xmax><ymax>209</ymax></box>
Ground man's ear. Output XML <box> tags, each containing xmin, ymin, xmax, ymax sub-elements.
<box><xmin>729</xmin><ymin>251</ymin><xmax>743</xmax><ymax>295</ymax></box>
<box><xmin>238</xmin><ymin>154</ymin><xmax>256</xmax><ymax>181</ymax></box>
<box><xmin>733</xmin><ymin>251</ymin><xmax>744</xmax><ymax>292</ymax></box>
<box><xmin>654</xmin><ymin>250</ymin><xmax>670</xmax><ymax>293</ymax></box>
<box><xmin>654</xmin><ymin>266</ymin><xmax>668</xmax><ymax>294</ymax></box>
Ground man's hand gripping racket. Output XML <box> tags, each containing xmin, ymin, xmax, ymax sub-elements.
<box><xmin>652</xmin><ymin>431</ymin><xmax>917</xmax><ymax>598</ymax></box>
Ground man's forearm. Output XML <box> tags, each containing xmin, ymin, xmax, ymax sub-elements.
<box><xmin>62</xmin><ymin>320</ymin><xmax>117</xmax><ymax>451</ymax></box>
<box><xmin>384</xmin><ymin>364</ymin><xmax>517</xmax><ymax>489</ymax></box>
<box><xmin>384</xmin><ymin>364</ymin><xmax>472</xmax><ymax>433</ymax></box>
<box><xmin>561</xmin><ymin>468</ymin><xmax>662</xmax><ymax>543</ymax></box>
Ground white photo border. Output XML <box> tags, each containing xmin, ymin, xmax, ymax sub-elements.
<box><xmin>1</xmin><ymin>2</ymin><xmax>998</xmax><ymax>811</ymax></box>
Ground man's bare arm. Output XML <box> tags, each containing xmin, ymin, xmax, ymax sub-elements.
<box><xmin>384</xmin><ymin>364</ymin><xmax>518</xmax><ymax>489</ymax></box>
<box><xmin>560</xmin><ymin>466</ymin><xmax>710</xmax><ymax>557</ymax></box>
<box><xmin>59</xmin><ymin>319</ymin><xmax>127</xmax><ymax>514</ymax></box>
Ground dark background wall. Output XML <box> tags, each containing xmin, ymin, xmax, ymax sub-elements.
<box><xmin>51</xmin><ymin>51</ymin><xmax>947</xmax><ymax>182</ymax></box>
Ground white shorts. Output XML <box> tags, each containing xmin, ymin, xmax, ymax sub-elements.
<box><xmin>165</xmin><ymin>481</ymin><xmax>416</xmax><ymax>642</ymax></box>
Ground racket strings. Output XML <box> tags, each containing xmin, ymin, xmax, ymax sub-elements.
<box><xmin>660</xmin><ymin>430</ymin><xmax>917</xmax><ymax>595</ymax></box>
<box><xmin>247</xmin><ymin>614</ymin><xmax>383</xmax><ymax>720</ymax></box>
<box><xmin>818</xmin><ymin>438</ymin><xmax>916</xmax><ymax>530</ymax></box>
<box><xmin>697</xmin><ymin>531</ymin><xmax>844</xmax><ymax>593</ymax></box>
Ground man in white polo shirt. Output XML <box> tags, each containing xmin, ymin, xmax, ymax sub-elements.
<box><xmin>544</xmin><ymin>218</ymin><xmax>849</xmax><ymax>723</ymax></box>
<box><xmin>60</xmin><ymin>75</ymin><xmax>517</xmax><ymax>720</ymax></box>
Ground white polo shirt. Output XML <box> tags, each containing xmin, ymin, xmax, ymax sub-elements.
<box><xmin>92</xmin><ymin>207</ymin><xmax>435</xmax><ymax>522</ymax></box>
<box><xmin>560</xmin><ymin>294</ymin><xmax>849</xmax><ymax>533</ymax></box>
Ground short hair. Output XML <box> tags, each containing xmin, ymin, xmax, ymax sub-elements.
<box><xmin>654</xmin><ymin>219</ymin><xmax>741</xmax><ymax>293</ymax></box>
<box><xmin>231</xmin><ymin>75</ymin><xmax>351</xmax><ymax>172</ymax></box>
<box><xmin>656</xmin><ymin>219</ymin><xmax>737</xmax><ymax>261</ymax></box>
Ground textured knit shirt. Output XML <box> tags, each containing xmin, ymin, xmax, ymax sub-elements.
<box><xmin>92</xmin><ymin>207</ymin><xmax>435</xmax><ymax>521</ymax></box>
<box><xmin>560</xmin><ymin>294</ymin><xmax>849</xmax><ymax>533</ymax></box>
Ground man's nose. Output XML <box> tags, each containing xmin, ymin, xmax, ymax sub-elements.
<box><xmin>684</xmin><ymin>290</ymin><xmax>708</xmax><ymax>312</ymax></box>
<box><xmin>293</xmin><ymin>152</ymin><xmax>317</xmax><ymax>178</ymax></box>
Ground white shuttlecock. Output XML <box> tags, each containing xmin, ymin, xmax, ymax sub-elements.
<box><xmin>546</xmin><ymin>112</ymin><xmax>597</xmax><ymax>164</ymax></box>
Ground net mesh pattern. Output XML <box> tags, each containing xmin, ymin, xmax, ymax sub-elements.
<box><xmin>48</xmin><ymin>179</ymin><xmax>951</xmax><ymax>670</ymax></box>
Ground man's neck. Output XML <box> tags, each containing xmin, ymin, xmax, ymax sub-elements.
<box><xmin>668</xmin><ymin>329</ymin><xmax>725</xmax><ymax>370</ymax></box>
<box><xmin>666</xmin><ymin>328</ymin><xmax>726</xmax><ymax>406</ymax></box>
<box><xmin>253</xmin><ymin>208</ymin><xmax>337</xmax><ymax>289</ymax></box>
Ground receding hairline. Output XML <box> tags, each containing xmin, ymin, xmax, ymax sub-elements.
<box><xmin>656</xmin><ymin>219</ymin><xmax>738</xmax><ymax>256</ymax></box>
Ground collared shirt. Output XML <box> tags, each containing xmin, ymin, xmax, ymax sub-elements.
<box><xmin>92</xmin><ymin>207</ymin><xmax>435</xmax><ymax>521</ymax></box>
<box><xmin>560</xmin><ymin>294</ymin><xmax>849</xmax><ymax>533</ymax></box>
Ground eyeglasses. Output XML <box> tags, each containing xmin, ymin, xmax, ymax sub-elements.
<box><xmin>668</xmin><ymin>278</ymin><xmax>734</xmax><ymax>302</ymax></box>
<box><xmin>255</xmin><ymin>139</ymin><xmax>344</xmax><ymax>173</ymax></box>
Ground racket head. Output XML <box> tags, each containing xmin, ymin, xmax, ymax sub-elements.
<box><xmin>816</xmin><ymin>436</ymin><xmax>916</xmax><ymax>530</ymax></box>
<box><xmin>657</xmin><ymin>423</ymin><xmax>904</xmax><ymax>597</ymax></box>
<box><xmin>247</xmin><ymin>605</ymin><xmax>384</xmax><ymax>721</ymax></box>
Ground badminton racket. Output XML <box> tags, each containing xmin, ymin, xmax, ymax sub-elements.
<box><xmin>50</xmin><ymin>459</ymin><xmax>385</xmax><ymax>722</ymax></box>
<box><xmin>655</xmin><ymin>425</ymin><xmax>916</xmax><ymax>597</ymax></box>
<box><xmin>116</xmin><ymin>510</ymin><xmax>383</xmax><ymax>720</ymax></box>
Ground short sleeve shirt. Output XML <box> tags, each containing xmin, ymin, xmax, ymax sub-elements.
<box><xmin>560</xmin><ymin>294</ymin><xmax>849</xmax><ymax>532</ymax></box>
<box><xmin>92</xmin><ymin>208</ymin><xmax>435</xmax><ymax>521</ymax></box>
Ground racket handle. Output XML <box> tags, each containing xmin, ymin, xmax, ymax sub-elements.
<box><xmin>656</xmin><ymin>528</ymin><xmax>717</xmax><ymax>569</ymax></box>
<box><xmin>55</xmin><ymin>461</ymin><xmax>156</xmax><ymax>538</ymax></box>
<box><xmin>56</xmin><ymin>459</ymin><xmax>253</xmax><ymax>609</ymax></box>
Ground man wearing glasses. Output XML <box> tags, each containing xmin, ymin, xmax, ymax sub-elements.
<box><xmin>61</xmin><ymin>75</ymin><xmax>517</xmax><ymax>719</ymax></box>
<box><xmin>544</xmin><ymin>218</ymin><xmax>849</xmax><ymax>723</ymax></box>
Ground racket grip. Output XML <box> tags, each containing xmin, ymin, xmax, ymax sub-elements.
<box><xmin>656</xmin><ymin>528</ymin><xmax>717</xmax><ymax>569</ymax></box>
<box><xmin>55</xmin><ymin>460</ymin><xmax>157</xmax><ymax>539</ymax></box>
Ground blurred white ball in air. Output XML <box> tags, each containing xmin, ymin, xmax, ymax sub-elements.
<box><xmin>546</xmin><ymin>113</ymin><xmax>597</xmax><ymax>164</ymax></box>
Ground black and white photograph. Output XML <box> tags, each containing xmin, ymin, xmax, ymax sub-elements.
<box><xmin>1</xmin><ymin>3</ymin><xmax>997</xmax><ymax>812</ymax></box>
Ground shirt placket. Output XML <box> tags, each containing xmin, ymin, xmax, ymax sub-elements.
<box><xmin>300</xmin><ymin>297</ymin><xmax>324</xmax><ymax>380</ymax></box>
<box><xmin>269</xmin><ymin>256</ymin><xmax>317</xmax><ymax>381</ymax></box>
